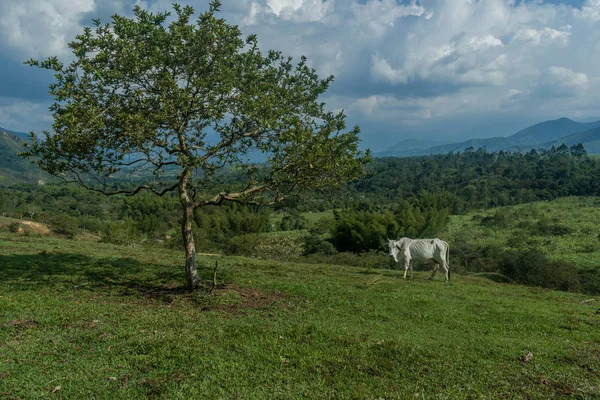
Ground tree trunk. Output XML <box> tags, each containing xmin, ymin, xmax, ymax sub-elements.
<box><xmin>179</xmin><ymin>175</ymin><xmax>199</xmax><ymax>290</ymax></box>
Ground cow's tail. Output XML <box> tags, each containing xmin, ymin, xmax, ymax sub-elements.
<box><xmin>446</xmin><ymin>242</ymin><xmax>450</xmax><ymax>282</ymax></box>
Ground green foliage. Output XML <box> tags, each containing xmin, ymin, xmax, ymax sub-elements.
<box><xmin>500</xmin><ymin>249</ymin><xmax>581</xmax><ymax>292</ymax></box>
<box><xmin>533</xmin><ymin>219</ymin><xmax>574</xmax><ymax>236</ymax></box>
<box><xmin>225</xmin><ymin>232</ymin><xmax>303</xmax><ymax>260</ymax></box>
<box><xmin>7</xmin><ymin>222</ymin><xmax>20</xmax><ymax>233</ymax></box>
<box><xmin>302</xmin><ymin>233</ymin><xmax>337</xmax><ymax>256</ymax></box>
<box><xmin>447</xmin><ymin>197</ymin><xmax>600</xmax><ymax>293</ymax></box>
<box><xmin>328</xmin><ymin>191</ymin><xmax>450</xmax><ymax>253</ymax></box>
<box><xmin>194</xmin><ymin>203</ymin><xmax>271</xmax><ymax>243</ymax></box>
<box><xmin>23</xmin><ymin>1</ymin><xmax>369</xmax><ymax>202</ymax></box>
<box><xmin>329</xmin><ymin>209</ymin><xmax>397</xmax><ymax>253</ymax></box>
<box><xmin>23</xmin><ymin>1</ymin><xmax>369</xmax><ymax>288</ymax></box>
<box><xmin>48</xmin><ymin>214</ymin><xmax>79</xmax><ymax>238</ymax></box>
<box><xmin>100</xmin><ymin>218</ymin><xmax>144</xmax><ymax>246</ymax></box>
<box><xmin>355</xmin><ymin>149</ymin><xmax>600</xmax><ymax>213</ymax></box>
<box><xmin>278</xmin><ymin>210</ymin><xmax>308</xmax><ymax>231</ymax></box>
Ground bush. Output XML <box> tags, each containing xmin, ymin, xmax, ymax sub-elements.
<box><xmin>48</xmin><ymin>214</ymin><xmax>79</xmax><ymax>238</ymax></box>
<box><xmin>279</xmin><ymin>211</ymin><xmax>308</xmax><ymax>231</ymax></box>
<box><xmin>533</xmin><ymin>219</ymin><xmax>574</xmax><ymax>236</ymax></box>
<box><xmin>480</xmin><ymin>210</ymin><xmax>515</xmax><ymax>228</ymax></box>
<box><xmin>8</xmin><ymin>222</ymin><xmax>20</xmax><ymax>233</ymax></box>
<box><xmin>226</xmin><ymin>233</ymin><xmax>303</xmax><ymax>260</ymax></box>
<box><xmin>302</xmin><ymin>250</ymin><xmax>386</xmax><ymax>269</ymax></box>
<box><xmin>329</xmin><ymin>209</ymin><xmax>397</xmax><ymax>253</ymax></box>
<box><xmin>500</xmin><ymin>249</ymin><xmax>580</xmax><ymax>292</ymax></box>
<box><xmin>100</xmin><ymin>218</ymin><xmax>144</xmax><ymax>246</ymax></box>
<box><xmin>578</xmin><ymin>267</ymin><xmax>600</xmax><ymax>295</ymax></box>
<box><xmin>302</xmin><ymin>233</ymin><xmax>337</xmax><ymax>256</ymax></box>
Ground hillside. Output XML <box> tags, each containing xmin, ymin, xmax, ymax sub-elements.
<box><xmin>1</xmin><ymin>232</ymin><xmax>599</xmax><ymax>398</ymax></box>
<box><xmin>374</xmin><ymin>138</ymin><xmax>448</xmax><ymax>157</ymax></box>
<box><xmin>536</xmin><ymin>126</ymin><xmax>600</xmax><ymax>154</ymax></box>
<box><xmin>0</xmin><ymin>128</ymin><xmax>49</xmax><ymax>184</ymax></box>
<box><xmin>380</xmin><ymin>118</ymin><xmax>600</xmax><ymax>157</ymax></box>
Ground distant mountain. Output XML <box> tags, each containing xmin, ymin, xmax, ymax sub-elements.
<box><xmin>375</xmin><ymin>138</ymin><xmax>448</xmax><ymax>157</ymax></box>
<box><xmin>0</xmin><ymin>126</ymin><xmax>30</xmax><ymax>141</ymax></box>
<box><xmin>377</xmin><ymin>118</ymin><xmax>600</xmax><ymax>157</ymax></box>
<box><xmin>507</xmin><ymin>118</ymin><xmax>600</xmax><ymax>145</ymax></box>
<box><xmin>535</xmin><ymin>126</ymin><xmax>600</xmax><ymax>154</ymax></box>
<box><xmin>0</xmin><ymin>128</ymin><xmax>48</xmax><ymax>184</ymax></box>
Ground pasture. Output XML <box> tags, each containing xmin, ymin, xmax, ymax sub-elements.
<box><xmin>446</xmin><ymin>197</ymin><xmax>600</xmax><ymax>269</ymax></box>
<box><xmin>1</xmin><ymin>232</ymin><xmax>599</xmax><ymax>399</ymax></box>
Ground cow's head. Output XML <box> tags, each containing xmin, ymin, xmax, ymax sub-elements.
<box><xmin>387</xmin><ymin>238</ymin><xmax>399</xmax><ymax>262</ymax></box>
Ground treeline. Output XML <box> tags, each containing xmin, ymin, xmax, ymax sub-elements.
<box><xmin>351</xmin><ymin>144</ymin><xmax>598</xmax><ymax>213</ymax></box>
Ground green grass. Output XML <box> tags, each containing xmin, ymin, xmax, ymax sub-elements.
<box><xmin>446</xmin><ymin>197</ymin><xmax>600</xmax><ymax>269</ymax></box>
<box><xmin>1</xmin><ymin>232</ymin><xmax>599</xmax><ymax>399</ymax></box>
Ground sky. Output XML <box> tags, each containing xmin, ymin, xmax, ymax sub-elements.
<box><xmin>1</xmin><ymin>0</ymin><xmax>599</xmax><ymax>151</ymax></box>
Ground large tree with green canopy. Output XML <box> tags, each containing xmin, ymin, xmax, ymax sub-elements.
<box><xmin>23</xmin><ymin>1</ymin><xmax>370</xmax><ymax>289</ymax></box>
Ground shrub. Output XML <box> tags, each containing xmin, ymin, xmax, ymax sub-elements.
<box><xmin>578</xmin><ymin>267</ymin><xmax>600</xmax><ymax>295</ymax></box>
<box><xmin>303</xmin><ymin>233</ymin><xmax>337</xmax><ymax>256</ymax></box>
<box><xmin>254</xmin><ymin>233</ymin><xmax>304</xmax><ymax>260</ymax></box>
<box><xmin>500</xmin><ymin>249</ymin><xmax>580</xmax><ymax>292</ymax></box>
<box><xmin>48</xmin><ymin>214</ymin><xmax>79</xmax><ymax>238</ymax></box>
<box><xmin>302</xmin><ymin>250</ymin><xmax>386</xmax><ymax>269</ymax></box>
<box><xmin>100</xmin><ymin>218</ymin><xmax>144</xmax><ymax>246</ymax></box>
<box><xmin>8</xmin><ymin>222</ymin><xmax>20</xmax><ymax>233</ymax></box>
<box><xmin>329</xmin><ymin>209</ymin><xmax>397</xmax><ymax>253</ymax></box>
<box><xmin>226</xmin><ymin>233</ymin><xmax>303</xmax><ymax>260</ymax></box>
<box><xmin>533</xmin><ymin>219</ymin><xmax>574</xmax><ymax>236</ymax></box>
<box><xmin>480</xmin><ymin>210</ymin><xmax>515</xmax><ymax>228</ymax></box>
<box><xmin>278</xmin><ymin>211</ymin><xmax>308</xmax><ymax>231</ymax></box>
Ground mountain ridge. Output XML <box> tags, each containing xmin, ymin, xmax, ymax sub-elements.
<box><xmin>377</xmin><ymin>118</ymin><xmax>600</xmax><ymax>157</ymax></box>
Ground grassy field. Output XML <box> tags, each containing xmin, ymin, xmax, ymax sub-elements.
<box><xmin>1</xmin><ymin>232</ymin><xmax>599</xmax><ymax>399</ymax></box>
<box><xmin>446</xmin><ymin>197</ymin><xmax>600</xmax><ymax>269</ymax></box>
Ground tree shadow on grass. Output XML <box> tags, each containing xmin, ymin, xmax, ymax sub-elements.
<box><xmin>0</xmin><ymin>251</ymin><xmax>281</xmax><ymax>311</ymax></box>
<box><xmin>0</xmin><ymin>251</ymin><xmax>189</xmax><ymax>300</ymax></box>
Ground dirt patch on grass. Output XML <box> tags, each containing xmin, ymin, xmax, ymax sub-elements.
<box><xmin>6</xmin><ymin>319</ymin><xmax>38</xmax><ymax>334</ymax></box>
<box><xmin>12</xmin><ymin>221</ymin><xmax>50</xmax><ymax>235</ymax></box>
<box><xmin>219</xmin><ymin>284</ymin><xmax>286</xmax><ymax>310</ymax></box>
<box><xmin>120</xmin><ymin>283</ymin><xmax>286</xmax><ymax>313</ymax></box>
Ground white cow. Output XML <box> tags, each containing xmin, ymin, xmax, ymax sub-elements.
<box><xmin>387</xmin><ymin>237</ymin><xmax>450</xmax><ymax>282</ymax></box>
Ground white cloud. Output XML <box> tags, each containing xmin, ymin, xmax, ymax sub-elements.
<box><xmin>538</xmin><ymin>66</ymin><xmax>589</xmax><ymax>96</ymax></box>
<box><xmin>349</xmin><ymin>0</ymin><xmax>431</xmax><ymax>39</ymax></box>
<box><xmin>514</xmin><ymin>27</ymin><xmax>571</xmax><ymax>46</ymax></box>
<box><xmin>3</xmin><ymin>0</ymin><xmax>600</xmax><ymax>148</ymax></box>
<box><xmin>576</xmin><ymin>0</ymin><xmax>600</xmax><ymax>22</ymax></box>
<box><xmin>371</xmin><ymin>53</ymin><xmax>408</xmax><ymax>85</ymax></box>
<box><xmin>0</xmin><ymin>0</ymin><xmax>95</xmax><ymax>59</ymax></box>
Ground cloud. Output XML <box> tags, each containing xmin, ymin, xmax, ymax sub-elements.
<box><xmin>371</xmin><ymin>53</ymin><xmax>408</xmax><ymax>85</ymax></box>
<box><xmin>514</xmin><ymin>26</ymin><xmax>571</xmax><ymax>45</ymax></box>
<box><xmin>2</xmin><ymin>0</ymin><xmax>600</xmax><ymax>150</ymax></box>
<box><xmin>575</xmin><ymin>0</ymin><xmax>600</xmax><ymax>22</ymax></box>
<box><xmin>537</xmin><ymin>66</ymin><xmax>589</xmax><ymax>96</ymax></box>
<box><xmin>0</xmin><ymin>0</ymin><xmax>95</xmax><ymax>59</ymax></box>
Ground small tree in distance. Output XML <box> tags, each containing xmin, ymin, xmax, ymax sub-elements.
<box><xmin>23</xmin><ymin>1</ymin><xmax>370</xmax><ymax>289</ymax></box>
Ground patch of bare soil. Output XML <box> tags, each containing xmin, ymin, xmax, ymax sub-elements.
<box><xmin>75</xmin><ymin>232</ymin><xmax>101</xmax><ymax>242</ymax></box>
<box><xmin>122</xmin><ymin>283</ymin><xmax>286</xmax><ymax>313</ymax></box>
<box><xmin>14</xmin><ymin>221</ymin><xmax>50</xmax><ymax>235</ymax></box>
<box><xmin>221</xmin><ymin>284</ymin><xmax>286</xmax><ymax>310</ymax></box>
<box><xmin>6</xmin><ymin>319</ymin><xmax>38</xmax><ymax>334</ymax></box>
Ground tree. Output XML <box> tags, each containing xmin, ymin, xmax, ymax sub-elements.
<box><xmin>23</xmin><ymin>2</ymin><xmax>370</xmax><ymax>289</ymax></box>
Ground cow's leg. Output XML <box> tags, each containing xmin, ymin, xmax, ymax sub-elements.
<box><xmin>442</xmin><ymin>263</ymin><xmax>449</xmax><ymax>282</ymax></box>
<box><xmin>429</xmin><ymin>263</ymin><xmax>439</xmax><ymax>280</ymax></box>
<box><xmin>403</xmin><ymin>257</ymin><xmax>411</xmax><ymax>279</ymax></box>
